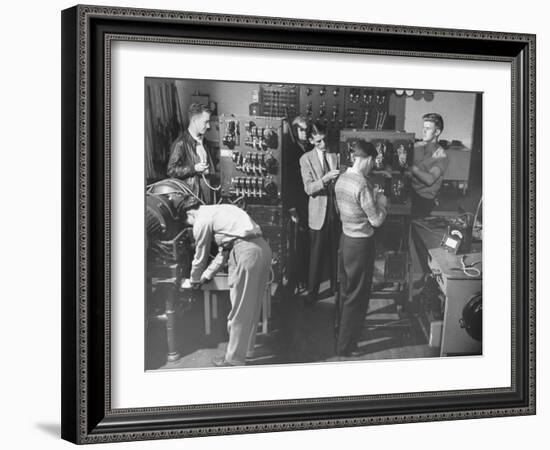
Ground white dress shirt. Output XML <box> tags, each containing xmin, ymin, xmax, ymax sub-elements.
<box><xmin>190</xmin><ymin>205</ymin><xmax>262</xmax><ymax>281</ymax></box>
<box><xmin>315</xmin><ymin>148</ymin><xmax>330</xmax><ymax>172</ymax></box>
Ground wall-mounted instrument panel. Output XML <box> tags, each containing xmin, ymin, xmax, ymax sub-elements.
<box><xmin>299</xmin><ymin>85</ymin><xmax>346</xmax><ymax>146</ymax></box>
<box><xmin>219</xmin><ymin>114</ymin><xmax>286</xmax><ymax>204</ymax></box>
<box><xmin>218</xmin><ymin>114</ymin><xmax>290</xmax><ymax>282</ymax></box>
<box><xmin>299</xmin><ymin>86</ymin><xmax>392</xmax><ymax>143</ymax></box>
<box><xmin>258</xmin><ymin>84</ymin><xmax>394</xmax><ymax>149</ymax></box>
<box><xmin>259</xmin><ymin>84</ymin><xmax>300</xmax><ymax>118</ymax></box>
<box><xmin>343</xmin><ymin>88</ymin><xmax>391</xmax><ymax>130</ymax></box>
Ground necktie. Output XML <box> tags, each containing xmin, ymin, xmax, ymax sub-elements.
<box><xmin>322</xmin><ymin>152</ymin><xmax>335</xmax><ymax>215</ymax></box>
<box><xmin>322</xmin><ymin>152</ymin><xmax>330</xmax><ymax>175</ymax></box>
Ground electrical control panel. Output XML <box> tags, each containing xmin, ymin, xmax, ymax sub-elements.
<box><xmin>245</xmin><ymin>205</ymin><xmax>285</xmax><ymax>281</ymax></box>
<box><xmin>343</xmin><ymin>88</ymin><xmax>391</xmax><ymax>130</ymax></box>
<box><xmin>218</xmin><ymin>114</ymin><xmax>291</xmax><ymax>282</ymax></box>
<box><xmin>339</xmin><ymin>130</ymin><xmax>415</xmax><ymax>203</ymax></box>
<box><xmin>257</xmin><ymin>83</ymin><xmax>393</xmax><ymax>149</ymax></box>
<box><xmin>218</xmin><ymin>114</ymin><xmax>286</xmax><ymax>204</ymax></box>
<box><xmin>259</xmin><ymin>84</ymin><xmax>300</xmax><ymax>118</ymax></box>
<box><xmin>299</xmin><ymin>85</ymin><xmax>346</xmax><ymax>147</ymax></box>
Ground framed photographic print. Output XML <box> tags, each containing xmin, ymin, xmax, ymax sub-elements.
<box><xmin>61</xmin><ymin>4</ymin><xmax>536</xmax><ymax>444</ymax></box>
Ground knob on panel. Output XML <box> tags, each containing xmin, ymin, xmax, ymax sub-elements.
<box><xmin>264</xmin><ymin>179</ymin><xmax>278</xmax><ymax>200</ymax></box>
<box><xmin>264</xmin><ymin>154</ymin><xmax>278</xmax><ymax>174</ymax></box>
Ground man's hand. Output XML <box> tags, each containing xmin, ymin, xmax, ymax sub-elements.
<box><xmin>194</xmin><ymin>162</ymin><xmax>209</xmax><ymax>173</ymax></box>
<box><xmin>199</xmin><ymin>277</ymin><xmax>212</xmax><ymax>286</ymax></box>
<box><xmin>181</xmin><ymin>278</ymin><xmax>193</xmax><ymax>289</ymax></box>
<box><xmin>377</xmin><ymin>193</ymin><xmax>388</xmax><ymax>209</ymax></box>
<box><xmin>288</xmin><ymin>208</ymin><xmax>300</xmax><ymax>224</ymax></box>
<box><xmin>373</xmin><ymin>185</ymin><xmax>384</xmax><ymax>199</ymax></box>
<box><xmin>322</xmin><ymin>169</ymin><xmax>340</xmax><ymax>184</ymax></box>
<box><xmin>182</xmin><ymin>278</ymin><xmax>203</xmax><ymax>290</ymax></box>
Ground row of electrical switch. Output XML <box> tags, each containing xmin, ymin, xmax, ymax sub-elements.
<box><xmin>232</xmin><ymin>151</ymin><xmax>278</xmax><ymax>175</ymax></box>
<box><xmin>230</xmin><ymin>176</ymin><xmax>278</xmax><ymax>199</ymax></box>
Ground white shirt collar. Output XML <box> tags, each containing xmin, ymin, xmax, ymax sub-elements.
<box><xmin>316</xmin><ymin>148</ymin><xmax>328</xmax><ymax>168</ymax></box>
<box><xmin>189</xmin><ymin>128</ymin><xmax>204</xmax><ymax>144</ymax></box>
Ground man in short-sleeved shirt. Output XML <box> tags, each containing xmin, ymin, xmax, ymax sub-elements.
<box><xmin>410</xmin><ymin>113</ymin><xmax>449</xmax><ymax>218</ymax></box>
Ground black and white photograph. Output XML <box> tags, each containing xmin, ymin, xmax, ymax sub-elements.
<box><xmin>55</xmin><ymin>2</ymin><xmax>538</xmax><ymax>446</ymax></box>
<box><xmin>2</xmin><ymin>0</ymin><xmax>546</xmax><ymax>447</ymax></box>
<box><xmin>144</xmin><ymin>78</ymin><xmax>483</xmax><ymax>370</ymax></box>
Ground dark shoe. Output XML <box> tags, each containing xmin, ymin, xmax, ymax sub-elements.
<box><xmin>211</xmin><ymin>355</ymin><xmax>237</xmax><ymax>367</ymax></box>
<box><xmin>246</xmin><ymin>348</ymin><xmax>274</xmax><ymax>362</ymax></box>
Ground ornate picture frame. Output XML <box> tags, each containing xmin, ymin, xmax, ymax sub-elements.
<box><xmin>61</xmin><ymin>4</ymin><xmax>535</xmax><ymax>444</ymax></box>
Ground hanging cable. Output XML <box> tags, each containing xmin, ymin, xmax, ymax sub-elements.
<box><xmin>231</xmin><ymin>195</ymin><xmax>245</xmax><ymax>205</ymax></box>
<box><xmin>201</xmin><ymin>173</ymin><xmax>221</xmax><ymax>191</ymax></box>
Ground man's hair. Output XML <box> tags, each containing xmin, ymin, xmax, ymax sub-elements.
<box><xmin>422</xmin><ymin>112</ymin><xmax>444</xmax><ymax>132</ymax></box>
<box><xmin>349</xmin><ymin>139</ymin><xmax>378</xmax><ymax>160</ymax></box>
<box><xmin>187</xmin><ymin>102</ymin><xmax>212</xmax><ymax>120</ymax></box>
<box><xmin>292</xmin><ymin>114</ymin><xmax>311</xmax><ymax>132</ymax></box>
<box><xmin>176</xmin><ymin>196</ymin><xmax>201</xmax><ymax>216</ymax></box>
<box><xmin>310</xmin><ymin>121</ymin><xmax>327</xmax><ymax>137</ymax></box>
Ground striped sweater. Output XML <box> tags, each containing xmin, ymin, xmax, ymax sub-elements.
<box><xmin>334</xmin><ymin>169</ymin><xmax>387</xmax><ymax>238</ymax></box>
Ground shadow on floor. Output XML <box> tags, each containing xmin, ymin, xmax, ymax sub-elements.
<box><xmin>149</xmin><ymin>284</ymin><xmax>439</xmax><ymax>370</ymax></box>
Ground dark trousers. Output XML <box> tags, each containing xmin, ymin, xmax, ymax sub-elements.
<box><xmin>411</xmin><ymin>191</ymin><xmax>435</xmax><ymax>219</ymax></box>
<box><xmin>337</xmin><ymin>234</ymin><xmax>376</xmax><ymax>355</ymax></box>
<box><xmin>288</xmin><ymin>223</ymin><xmax>309</xmax><ymax>291</ymax></box>
<box><xmin>308</xmin><ymin>213</ymin><xmax>339</xmax><ymax>299</ymax></box>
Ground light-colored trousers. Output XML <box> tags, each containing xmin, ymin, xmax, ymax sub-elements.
<box><xmin>225</xmin><ymin>237</ymin><xmax>272</xmax><ymax>365</ymax></box>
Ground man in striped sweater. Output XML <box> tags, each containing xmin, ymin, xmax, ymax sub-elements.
<box><xmin>334</xmin><ymin>140</ymin><xmax>388</xmax><ymax>357</ymax></box>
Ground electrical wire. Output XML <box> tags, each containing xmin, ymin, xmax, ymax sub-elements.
<box><xmin>201</xmin><ymin>173</ymin><xmax>221</xmax><ymax>191</ymax></box>
<box><xmin>460</xmin><ymin>255</ymin><xmax>481</xmax><ymax>277</ymax></box>
<box><xmin>231</xmin><ymin>195</ymin><xmax>245</xmax><ymax>205</ymax></box>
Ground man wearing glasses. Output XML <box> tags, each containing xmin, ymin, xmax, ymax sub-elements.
<box><xmin>286</xmin><ymin>115</ymin><xmax>313</xmax><ymax>294</ymax></box>
<box><xmin>299</xmin><ymin>122</ymin><xmax>341</xmax><ymax>306</ymax></box>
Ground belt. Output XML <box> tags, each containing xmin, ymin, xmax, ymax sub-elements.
<box><xmin>223</xmin><ymin>234</ymin><xmax>262</xmax><ymax>249</ymax></box>
<box><xmin>234</xmin><ymin>234</ymin><xmax>262</xmax><ymax>244</ymax></box>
